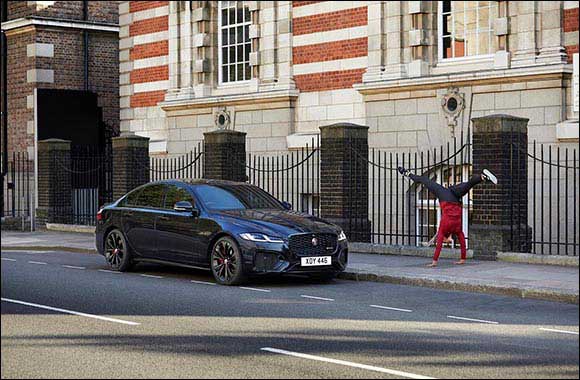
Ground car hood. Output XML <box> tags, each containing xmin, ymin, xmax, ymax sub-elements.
<box><xmin>214</xmin><ymin>209</ymin><xmax>340</xmax><ymax>237</ymax></box>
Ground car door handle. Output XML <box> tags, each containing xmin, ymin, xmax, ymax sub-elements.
<box><xmin>122</xmin><ymin>211</ymin><xmax>134</xmax><ymax>217</ymax></box>
<box><xmin>158</xmin><ymin>215</ymin><xmax>170</xmax><ymax>221</ymax></box>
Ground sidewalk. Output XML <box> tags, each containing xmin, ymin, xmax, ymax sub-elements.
<box><xmin>2</xmin><ymin>230</ymin><xmax>578</xmax><ymax>304</ymax></box>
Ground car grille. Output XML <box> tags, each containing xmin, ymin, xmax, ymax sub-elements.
<box><xmin>288</xmin><ymin>233</ymin><xmax>337</xmax><ymax>256</ymax></box>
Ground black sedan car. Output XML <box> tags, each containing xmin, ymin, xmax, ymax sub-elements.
<box><xmin>95</xmin><ymin>180</ymin><xmax>348</xmax><ymax>285</ymax></box>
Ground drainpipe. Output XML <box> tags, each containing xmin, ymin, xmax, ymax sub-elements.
<box><xmin>83</xmin><ymin>0</ymin><xmax>88</xmax><ymax>91</ymax></box>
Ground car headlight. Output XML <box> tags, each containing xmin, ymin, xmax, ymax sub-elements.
<box><xmin>338</xmin><ymin>230</ymin><xmax>347</xmax><ymax>242</ymax></box>
<box><xmin>239</xmin><ymin>233</ymin><xmax>284</xmax><ymax>243</ymax></box>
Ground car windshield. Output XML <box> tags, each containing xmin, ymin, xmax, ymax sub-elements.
<box><xmin>195</xmin><ymin>184</ymin><xmax>284</xmax><ymax>211</ymax></box>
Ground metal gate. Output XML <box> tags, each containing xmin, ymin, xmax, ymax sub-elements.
<box><xmin>1</xmin><ymin>151</ymin><xmax>33</xmax><ymax>222</ymax></box>
<box><xmin>348</xmin><ymin>138</ymin><xmax>472</xmax><ymax>246</ymax></box>
<box><xmin>246</xmin><ymin>138</ymin><xmax>320</xmax><ymax>216</ymax></box>
<box><xmin>69</xmin><ymin>144</ymin><xmax>113</xmax><ymax>225</ymax></box>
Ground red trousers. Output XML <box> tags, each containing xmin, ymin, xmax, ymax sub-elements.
<box><xmin>434</xmin><ymin>202</ymin><xmax>466</xmax><ymax>262</ymax></box>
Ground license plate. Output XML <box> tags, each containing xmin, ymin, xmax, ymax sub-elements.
<box><xmin>301</xmin><ymin>256</ymin><xmax>331</xmax><ymax>266</ymax></box>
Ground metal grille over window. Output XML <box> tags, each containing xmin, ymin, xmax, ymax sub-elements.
<box><xmin>440</xmin><ymin>1</ymin><xmax>498</xmax><ymax>59</ymax></box>
<box><xmin>218</xmin><ymin>1</ymin><xmax>251</xmax><ymax>84</ymax></box>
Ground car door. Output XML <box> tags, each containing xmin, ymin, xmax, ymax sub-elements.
<box><xmin>123</xmin><ymin>184</ymin><xmax>165</xmax><ymax>258</ymax></box>
<box><xmin>155</xmin><ymin>184</ymin><xmax>202</xmax><ymax>264</ymax></box>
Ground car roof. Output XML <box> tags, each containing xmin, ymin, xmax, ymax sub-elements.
<box><xmin>147</xmin><ymin>179</ymin><xmax>251</xmax><ymax>187</ymax></box>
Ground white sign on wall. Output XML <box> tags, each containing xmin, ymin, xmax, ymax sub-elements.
<box><xmin>574</xmin><ymin>53</ymin><xmax>579</xmax><ymax>113</ymax></box>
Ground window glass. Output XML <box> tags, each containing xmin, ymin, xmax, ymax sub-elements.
<box><xmin>218</xmin><ymin>1</ymin><xmax>251</xmax><ymax>84</ymax></box>
<box><xmin>164</xmin><ymin>185</ymin><xmax>195</xmax><ymax>209</ymax></box>
<box><xmin>441</xmin><ymin>1</ymin><xmax>498</xmax><ymax>59</ymax></box>
<box><xmin>123</xmin><ymin>188</ymin><xmax>142</xmax><ymax>206</ymax></box>
<box><xmin>195</xmin><ymin>185</ymin><xmax>284</xmax><ymax>211</ymax></box>
<box><xmin>135</xmin><ymin>184</ymin><xmax>165</xmax><ymax>208</ymax></box>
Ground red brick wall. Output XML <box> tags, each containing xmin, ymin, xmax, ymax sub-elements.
<box><xmin>129</xmin><ymin>15</ymin><xmax>168</xmax><ymax>36</ymax></box>
<box><xmin>130</xmin><ymin>65</ymin><xmax>168</xmax><ymax>84</ymax></box>
<box><xmin>130</xmin><ymin>91</ymin><xmax>166</xmax><ymax>108</ymax></box>
<box><xmin>129</xmin><ymin>1</ymin><xmax>168</xmax><ymax>13</ymax></box>
<box><xmin>292</xmin><ymin>1</ymin><xmax>325</xmax><ymax>7</ymax></box>
<box><xmin>3</xmin><ymin>1</ymin><xmax>117</xmax><ymax>23</ymax></box>
<box><xmin>293</xmin><ymin>7</ymin><xmax>367</xmax><ymax>36</ymax></box>
<box><xmin>130</xmin><ymin>40</ymin><xmax>168</xmax><ymax>60</ymax></box>
<box><xmin>564</xmin><ymin>8</ymin><xmax>579</xmax><ymax>33</ymax></box>
<box><xmin>293</xmin><ymin>37</ymin><xmax>368</xmax><ymax>65</ymax></box>
<box><xmin>6</xmin><ymin>31</ymin><xmax>36</xmax><ymax>154</ymax></box>
<box><xmin>294</xmin><ymin>69</ymin><xmax>366</xmax><ymax>92</ymax></box>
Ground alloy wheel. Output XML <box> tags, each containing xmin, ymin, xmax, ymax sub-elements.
<box><xmin>105</xmin><ymin>230</ymin><xmax>125</xmax><ymax>269</ymax></box>
<box><xmin>212</xmin><ymin>239</ymin><xmax>239</xmax><ymax>283</ymax></box>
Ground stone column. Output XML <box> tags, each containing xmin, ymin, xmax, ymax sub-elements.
<box><xmin>511</xmin><ymin>1</ymin><xmax>539</xmax><ymax>67</ymax></box>
<box><xmin>319</xmin><ymin>123</ymin><xmax>371</xmax><ymax>242</ymax></box>
<box><xmin>203</xmin><ymin>130</ymin><xmax>247</xmax><ymax>182</ymax></box>
<box><xmin>470</xmin><ymin>115</ymin><xmax>531</xmax><ymax>260</ymax></box>
<box><xmin>112</xmin><ymin>133</ymin><xmax>150</xmax><ymax>199</ymax></box>
<box><xmin>36</xmin><ymin>139</ymin><xmax>72</xmax><ymax>226</ymax></box>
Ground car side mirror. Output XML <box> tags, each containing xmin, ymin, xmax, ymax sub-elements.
<box><xmin>281</xmin><ymin>201</ymin><xmax>292</xmax><ymax>210</ymax></box>
<box><xmin>174</xmin><ymin>201</ymin><xmax>193</xmax><ymax>212</ymax></box>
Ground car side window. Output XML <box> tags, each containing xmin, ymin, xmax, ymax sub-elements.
<box><xmin>164</xmin><ymin>185</ymin><xmax>194</xmax><ymax>210</ymax></box>
<box><xmin>123</xmin><ymin>188</ymin><xmax>142</xmax><ymax>207</ymax></box>
<box><xmin>135</xmin><ymin>184</ymin><xmax>165</xmax><ymax>209</ymax></box>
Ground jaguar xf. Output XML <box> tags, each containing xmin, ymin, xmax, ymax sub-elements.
<box><xmin>95</xmin><ymin>180</ymin><xmax>348</xmax><ymax>285</ymax></box>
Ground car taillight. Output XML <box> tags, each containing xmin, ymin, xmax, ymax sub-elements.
<box><xmin>96</xmin><ymin>209</ymin><xmax>104</xmax><ymax>221</ymax></box>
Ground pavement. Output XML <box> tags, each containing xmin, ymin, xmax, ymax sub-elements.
<box><xmin>2</xmin><ymin>248</ymin><xmax>579</xmax><ymax>379</ymax></box>
<box><xmin>1</xmin><ymin>230</ymin><xmax>579</xmax><ymax>304</ymax></box>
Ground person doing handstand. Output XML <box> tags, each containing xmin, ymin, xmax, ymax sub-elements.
<box><xmin>397</xmin><ymin>167</ymin><xmax>498</xmax><ymax>267</ymax></box>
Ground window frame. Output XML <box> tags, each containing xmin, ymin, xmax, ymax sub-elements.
<box><xmin>437</xmin><ymin>1</ymin><xmax>497</xmax><ymax>64</ymax></box>
<box><xmin>217</xmin><ymin>1</ymin><xmax>252</xmax><ymax>86</ymax></box>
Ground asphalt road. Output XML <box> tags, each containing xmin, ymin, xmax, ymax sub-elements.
<box><xmin>1</xmin><ymin>249</ymin><xmax>579</xmax><ymax>379</ymax></box>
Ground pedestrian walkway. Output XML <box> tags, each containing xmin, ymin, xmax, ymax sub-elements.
<box><xmin>2</xmin><ymin>230</ymin><xmax>578</xmax><ymax>304</ymax></box>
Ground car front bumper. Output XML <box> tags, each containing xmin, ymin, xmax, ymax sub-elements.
<box><xmin>238</xmin><ymin>239</ymin><xmax>348</xmax><ymax>275</ymax></box>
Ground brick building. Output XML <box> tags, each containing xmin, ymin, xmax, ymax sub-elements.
<box><xmin>118</xmin><ymin>1</ymin><xmax>578</xmax><ymax>156</ymax></box>
<box><xmin>1</xmin><ymin>0</ymin><xmax>119</xmax><ymax>157</ymax></box>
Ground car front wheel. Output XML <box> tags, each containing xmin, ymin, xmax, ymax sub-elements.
<box><xmin>211</xmin><ymin>236</ymin><xmax>246</xmax><ymax>285</ymax></box>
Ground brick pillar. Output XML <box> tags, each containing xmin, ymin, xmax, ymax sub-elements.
<box><xmin>112</xmin><ymin>133</ymin><xmax>150</xmax><ymax>199</ymax></box>
<box><xmin>319</xmin><ymin>123</ymin><xmax>371</xmax><ymax>242</ymax></box>
<box><xmin>36</xmin><ymin>139</ymin><xmax>72</xmax><ymax>226</ymax></box>
<box><xmin>203</xmin><ymin>130</ymin><xmax>247</xmax><ymax>182</ymax></box>
<box><xmin>470</xmin><ymin>114</ymin><xmax>531</xmax><ymax>260</ymax></box>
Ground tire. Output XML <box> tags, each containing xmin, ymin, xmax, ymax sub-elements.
<box><xmin>104</xmin><ymin>229</ymin><xmax>133</xmax><ymax>272</ymax></box>
<box><xmin>210</xmin><ymin>236</ymin><xmax>246</xmax><ymax>285</ymax></box>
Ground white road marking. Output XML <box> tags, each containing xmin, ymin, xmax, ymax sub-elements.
<box><xmin>1</xmin><ymin>298</ymin><xmax>140</xmax><ymax>326</ymax></box>
<box><xmin>62</xmin><ymin>265</ymin><xmax>86</xmax><ymax>270</ymax></box>
<box><xmin>301</xmin><ymin>295</ymin><xmax>335</xmax><ymax>302</ymax></box>
<box><xmin>539</xmin><ymin>328</ymin><xmax>579</xmax><ymax>336</ymax></box>
<box><xmin>261</xmin><ymin>347</ymin><xmax>435</xmax><ymax>379</ymax></box>
<box><xmin>447</xmin><ymin>315</ymin><xmax>499</xmax><ymax>325</ymax></box>
<box><xmin>98</xmin><ymin>269</ymin><xmax>121</xmax><ymax>274</ymax></box>
<box><xmin>28</xmin><ymin>261</ymin><xmax>47</xmax><ymax>265</ymax></box>
<box><xmin>191</xmin><ymin>280</ymin><xmax>216</xmax><ymax>286</ymax></box>
<box><xmin>370</xmin><ymin>304</ymin><xmax>413</xmax><ymax>313</ymax></box>
<box><xmin>240</xmin><ymin>287</ymin><xmax>271</xmax><ymax>293</ymax></box>
<box><xmin>139</xmin><ymin>274</ymin><xmax>164</xmax><ymax>279</ymax></box>
<box><xmin>1</xmin><ymin>258</ymin><xmax>16</xmax><ymax>262</ymax></box>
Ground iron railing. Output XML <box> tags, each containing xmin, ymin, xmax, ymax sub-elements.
<box><xmin>150</xmin><ymin>142</ymin><xmax>204</xmax><ymax>181</ymax></box>
<box><xmin>1</xmin><ymin>151</ymin><xmax>33</xmax><ymax>220</ymax></box>
<box><xmin>247</xmin><ymin>138</ymin><xmax>320</xmax><ymax>217</ymax></box>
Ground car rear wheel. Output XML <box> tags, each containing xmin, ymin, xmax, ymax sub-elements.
<box><xmin>211</xmin><ymin>236</ymin><xmax>246</xmax><ymax>285</ymax></box>
<box><xmin>104</xmin><ymin>229</ymin><xmax>133</xmax><ymax>272</ymax></box>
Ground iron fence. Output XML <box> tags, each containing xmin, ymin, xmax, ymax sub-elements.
<box><xmin>246</xmin><ymin>138</ymin><xmax>320</xmax><ymax>217</ymax></box>
<box><xmin>348</xmin><ymin>138</ymin><xmax>472</xmax><ymax>247</ymax></box>
<box><xmin>516</xmin><ymin>142</ymin><xmax>579</xmax><ymax>256</ymax></box>
<box><xmin>150</xmin><ymin>142</ymin><xmax>204</xmax><ymax>181</ymax></box>
<box><xmin>1</xmin><ymin>151</ymin><xmax>33</xmax><ymax>220</ymax></box>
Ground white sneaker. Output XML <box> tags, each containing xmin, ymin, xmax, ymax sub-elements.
<box><xmin>482</xmin><ymin>169</ymin><xmax>498</xmax><ymax>185</ymax></box>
